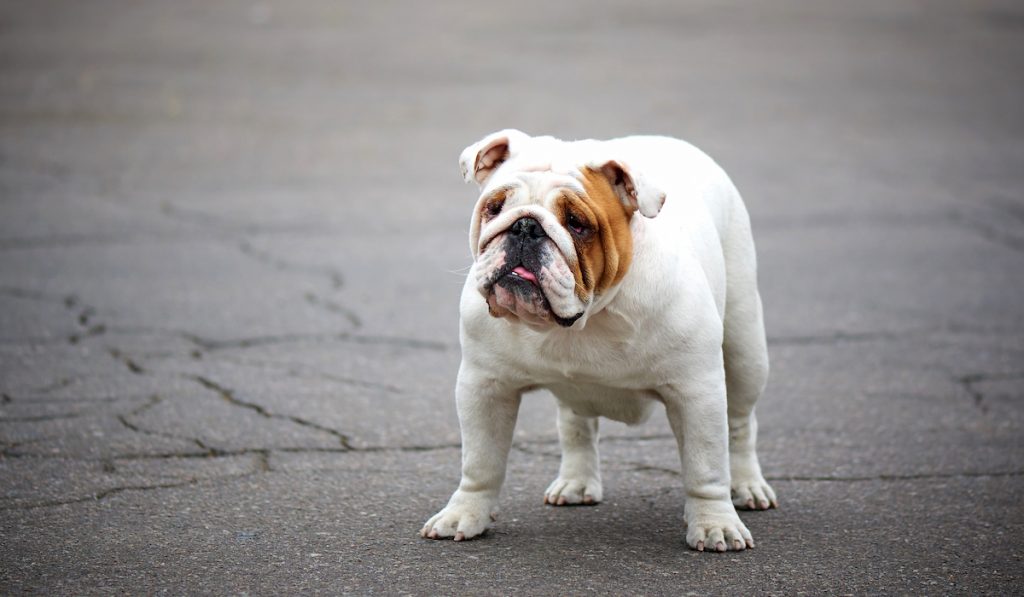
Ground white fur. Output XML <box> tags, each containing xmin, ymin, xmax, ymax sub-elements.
<box><xmin>422</xmin><ymin>132</ymin><xmax>776</xmax><ymax>551</ymax></box>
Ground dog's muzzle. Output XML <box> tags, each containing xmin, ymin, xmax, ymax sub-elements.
<box><xmin>478</xmin><ymin>217</ymin><xmax>571</xmax><ymax>328</ymax></box>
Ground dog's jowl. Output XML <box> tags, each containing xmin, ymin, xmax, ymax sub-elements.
<box><xmin>421</xmin><ymin>130</ymin><xmax>776</xmax><ymax>552</ymax></box>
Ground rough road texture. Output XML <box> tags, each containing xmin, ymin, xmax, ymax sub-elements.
<box><xmin>2</xmin><ymin>0</ymin><xmax>1023</xmax><ymax>594</ymax></box>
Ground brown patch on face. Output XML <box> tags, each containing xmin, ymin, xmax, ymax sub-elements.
<box><xmin>480</xmin><ymin>185</ymin><xmax>515</xmax><ymax>222</ymax></box>
<box><xmin>561</xmin><ymin>168</ymin><xmax>635</xmax><ymax>301</ymax></box>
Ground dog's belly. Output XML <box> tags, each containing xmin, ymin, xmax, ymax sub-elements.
<box><xmin>546</xmin><ymin>382</ymin><xmax>659</xmax><ymax>425</ymax></box>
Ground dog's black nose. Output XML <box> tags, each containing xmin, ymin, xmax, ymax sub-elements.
<box><xmin>509</xmin><ymin>217</ymin><xmax>545</xmax><ymax>240</ymax></box>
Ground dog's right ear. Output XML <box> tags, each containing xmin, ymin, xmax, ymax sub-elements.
<box><xmin>459</xmin><ymin>129</ymin><xmax>529</xmax><ymax>187</ymax></box>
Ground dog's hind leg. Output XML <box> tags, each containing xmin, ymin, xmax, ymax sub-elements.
<box><xmin>543</xmin><ymin>398</ymin><xmax>602</xmax><ymax>506</ymax></box>
<box><xmin>721</xmin><ymin>194</ymin><xmax>777</xmax><ymax>511</ymax></box>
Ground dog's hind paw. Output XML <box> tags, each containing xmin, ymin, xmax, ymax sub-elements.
<box><xmin>543</xmin><ymin>476</ymin><xmax>602</xmax><ymax>506</ymax></box>
<box><xmin>731</xmin><ymin>474</ymin><xmax>778</xmax><ymax>510</ymax></box>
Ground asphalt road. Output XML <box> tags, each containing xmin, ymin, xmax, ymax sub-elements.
<box><xmin>2</xmin><ymin>0</ymin><xmax>1023</xmax><ymax>594</ymax></box>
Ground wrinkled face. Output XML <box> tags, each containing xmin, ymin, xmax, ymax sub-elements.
<box><xmin>470</xmin><ymin>167</ymin><xmax>634</xmax><ymax>330</ymax></box>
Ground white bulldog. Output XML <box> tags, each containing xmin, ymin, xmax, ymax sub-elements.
<box><xmin>421</xmin><ymin>130</ymin><xmax>776</xmax><ymax>552</ymax></box>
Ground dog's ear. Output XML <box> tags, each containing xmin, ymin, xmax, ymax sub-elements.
<box><xmin>459</xmin><ymin>129</ymin><xmax>529</xmax><ymax>187</ymax></box>
<box><xmin>593</xmin><ymin>159</ymin><xmax>666</xmax><ymax>218</ymax></box>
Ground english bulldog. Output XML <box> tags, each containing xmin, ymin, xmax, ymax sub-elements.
<box><xmin>421</xmin><ymin>130</ymin><xmax>776</xmax><ymax>552</ymax></box>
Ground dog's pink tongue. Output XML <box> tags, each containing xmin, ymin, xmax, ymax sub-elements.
<box><xmin>513</xmin><ymin>266</ymin><xmax>537</xmax><ymax>283</ymax></box>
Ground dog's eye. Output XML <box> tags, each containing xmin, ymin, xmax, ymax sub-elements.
<box><xmin>485</xmin><ymin>199</ymin><xmax>504</xmax><ymax>218</ymax></box>
<box><xmin>566</xmin><ymin>213</ymin><xmax>591</xmax><ymax>237</ymax></box>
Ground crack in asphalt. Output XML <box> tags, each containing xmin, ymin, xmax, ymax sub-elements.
<box><xmin>108</xmin><ymin>348</ymin><xmax>146</xmax><ymax>375</ymax></box>
<box><xmin>954</xmin><ymin>371</ymin><xmax>1024</xmax><ymax>413</ymax></box>
<box><xmin>303</xmin><ymin>291</ymin><xmax>362</xmax><ymax>328</ymax></box>
<box><xmin>0</xmin><ymin>296</ymin><xmax>449</xmax><ymax>465</ymax></box>
<box><xmin>115</xmin><ymin>394</ymin><xmax>210</xmax><ymax>454</ymax></box>
<box><xmin>0</xmin><ymin>442</ymin><xmax>466</xmax><ymax>462</ymax></box>
<box><xmin>0</xmin><ymin>264</ymin><xmax>438</xmax><ymax>472</ymax></box>
<box><xmin>947</xmin><ymin>208</ymin><xmax>1024</xmax><ymax>255</ymax></box>
<box><xmin>236</xmin><ymin>239</ymin><xmax>365</xmax><ymax>329</ymax></box>
<box><xmin>67</xmin><ymin>324</ymin><xmax>107</xmax><ymax>345</ymax></box>
<box><xmin>4</xmin><ymin>331</ymin><xmax>350</xmax><ymax>464</ymax></box>
<box><xmin>191</xmin><ymin>375</ymin><xmax>356</xmax><ymax>450</ymax></box>
<box><xmin>162</xmin><ymin>204</ymin><xmax>365</xmax><ymax>330</ymax></box>
<box><xmin>622</xmin><ymin>464</ymin><xmax>1024</xmax><ymax>483</ymax></box>
<box><xmin>0</xmin><ymin>470</ymin><xmax>261</xmax><ymax>511</ymax></box>
<box><xmin>0</xmin><ymin>287</ymin><xmax>63</xmax><ymax>302</ymax></box>
<box><xmin>238</xmin><ymin>240</ymin><xmax>345</xmax><ymax>291</ymax></box>
<box><xmin>26</xmin><ymin>377</ymin><xmax>76</xmax><ymax>395</ymax></box>
<box><xmin>184</xmin><ymin>331</ymin><xmax>453</xmax><ymax>353</ymax></box>
<box><xmin>511</xmin><ymin>442</ymin><xmax>1024</xmax><ymax>484</ymax></box>
<box><xmin>768</xmin><ymin>470</ymin><xmax>1024</xmax><ymax>482</ymax></box>
<box><xmin>0</xmin><ymin>288</ymin><xmax>106</xmax><ymax>348</ymax></box>
<box><xmin>0</xmin><ymin>412</ymin><xmax>89</xmax><ymax>423</ymax></box>
<box><xmin>0</xmin><ymin>396</ymin><xmax>152</xmax><ymax>422</ymax></box>
<box><xmin>209</xmin><ymin>355</ymin><xmax>406</xmax><ymax>394</ymax></box>
<box><xmin>92</xmin><ymin>325</ymin><xmax>452</xmax><ymax>354</ymax></box>
<box><xmin>958</xmin><ymin>374</ymin><xmax>989</xmax><ymax>413</ymax></box>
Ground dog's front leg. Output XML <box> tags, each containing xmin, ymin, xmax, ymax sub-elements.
<box><xmin>662</xmin><ymin>357</ymin><xmax>754</xmax><ymax>552</ymax></box>
<box><xmin>421</xmin><ymin>363</ymin><xmax>522</xmax><ymax>541</ymax></box>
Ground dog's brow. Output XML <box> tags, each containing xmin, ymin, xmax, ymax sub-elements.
<box><xmin>486</xmin><ymin>183</ymin><xmax>518</xmax><ymax>200</ymax></box>
<box><xmin>560</xmin><ymin>179</ymin><xmax>584</xmax><ymax>194</ymax></box>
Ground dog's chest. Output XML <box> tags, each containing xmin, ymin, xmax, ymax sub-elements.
<box><xmin>508</xmin><ymin>320</ymin><xmax>662</xmax><ymax>379</ymax></box>
<box><xmin>545</xmin><ymin>381</ymin><xmax>660</xmax><ymax>425</ymax></box>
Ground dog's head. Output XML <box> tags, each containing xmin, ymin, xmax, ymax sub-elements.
<box><xmin>460</xmin><ymin>130</ymin><xmax>666</xmax><ymax>330</ymax></box>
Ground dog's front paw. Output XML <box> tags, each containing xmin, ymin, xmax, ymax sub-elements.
<box><xmin>731</xmin><ymin>473</ymin><xmax>778</xmax><ymax>511</ymax></box>
<box><xmin>684</xmin><ymin>498</ymin><xmax>754</xmax><ymax>552</ymax></box>
<box><xmin>543</xmin><ymin>476</ymin><xmax>602</xmax><ymax>506</ymax></box>
<box><xmin>420</xmin><ymin>492</ymin><xmax>496</xmax><ymax>541</ymax></box>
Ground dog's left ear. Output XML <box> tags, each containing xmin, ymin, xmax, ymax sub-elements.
<box><xmin>593</xmin><ymin>159</ymin><xmax>666</xmax><ymax>218</ymax></box>
<box><xmin>459</xmin><ymin>129</ymin><xmax>529</xmax><ymax>187</ymax></box>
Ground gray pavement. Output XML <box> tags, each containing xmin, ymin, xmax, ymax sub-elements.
<box><xmin>2</xmin><ymin>0</ymin><xmax>1023</xmax><ymax>594</ymax></box>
